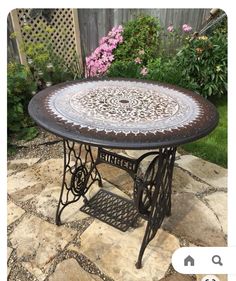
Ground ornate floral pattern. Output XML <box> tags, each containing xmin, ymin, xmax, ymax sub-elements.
<box><xmin>47</xmin><ymin>80</ymin><xmax>202</xmax><ymax>135</ymax></box>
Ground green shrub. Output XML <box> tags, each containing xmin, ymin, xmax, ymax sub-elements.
<box><xmin>146</xmin><ymin>58</ymin><xmax>181</xmax><ymax>84</ymax></box>
<box><xmin>108</xmin><ymin>61</ymin><xmax>141</xmax><ymax>78</ymax></box>
<box><xmin>7</xmin><ymin>62</ymin><xmax>38</xmax><ymax>143</ymax></box>
<box><xmin>175</xmin><ymin>30</ymin><xmax>227</xmax><ymax>98</ymax></box>
<box><xmin>113</xmin><ymin>15</ymin><xmax>162</xmax><ymax>64</ymax></box>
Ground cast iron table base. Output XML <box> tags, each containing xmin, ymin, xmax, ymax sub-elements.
<box><xmin>55</xmin><ymin>140</ymin><xmax>176</xmax><ymax>269</ymax></box>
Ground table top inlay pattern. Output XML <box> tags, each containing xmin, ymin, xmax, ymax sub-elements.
<box><xmin>29</xmin><ymin>78</ymin><xmax>218</xmax><ymax>149</ymax></box>
<box><xmin>47</xmin><ymin>80</ymin><xmax>202</xmax><ymax>135</ymax></box>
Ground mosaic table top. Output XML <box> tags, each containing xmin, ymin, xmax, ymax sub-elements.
<box><xmin>28</xmin><ymin>78</ymin><xmax>218</xmax><ymax>149</ymax></box>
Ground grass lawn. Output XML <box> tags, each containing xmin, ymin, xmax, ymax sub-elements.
<box><xmin>181</xmin><ymin>96</ymin><xmax>227</xmax><ymax>168</ymax></box>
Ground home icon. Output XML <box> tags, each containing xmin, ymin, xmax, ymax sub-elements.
<box><xmin>184</xmin><ymin>255</ymin><xmax>195</xmax><ymax>266</ymax></box>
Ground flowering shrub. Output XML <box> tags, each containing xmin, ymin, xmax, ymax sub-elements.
<box><xmin>175</xmin><ymin>29</ymin><xmax>227</xmax><ymax>98</ymax></box>
<box><xmin>109</xmin><ymin>18</ymin><xmax>194</xmax><ymax>79</ymax></box>
<box><xmin>164</xmin><ymin>23</ymin><xmax>193</xmax><ymax>57</ymax></box>
<box><xmin>167</xmin><ymin>24</ymin><xmax>174</xmax><ymax>32</ymax></box>
<box><xmin>108</xmin><ymin>15</ymin><xmax>227</xmax><ymax>98</ymax></box>
<box><xmin>182</xmin><ymin>24</ymin><xmax>192</xmax><ymax>33</ymax></box>
<box><xmin>85</xmin><ymin>25</ymin><xmax>123</xmax><ymax>77</ymax></box>
<box><xmin>108</xmin><ymin>16</ymin><xmax>162</xmax><ymax>78</ymax></box>
<box><xmin>166</xmin><ymin>23</ymin><xmax>192</xmax><ymax>34</ymax></box>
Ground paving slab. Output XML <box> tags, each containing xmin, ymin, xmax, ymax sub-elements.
<box><xmin>7</xmin><ymin>159</ymin><xmax>63</xmax><ymax>202</ymax></box>
<box><xmin>7</xmin><ymin>158</ymin><xmax>40</xmax><ymax>176</ymax></box>
<box><xmin>8</xmin><ymin>158</ymin><xmax>40</xmax><ymax>170</ymax></box>
<box><xmin>80</xmin><ymin>220</ymin><xmax>180</xmax><ymax>281</ymax></box>
<box><xmin>8</xmin><ymin>268</ymin><xmax>11</xmax><ymax>278</ymax></box>
<box><xmin>36</xmin><ymin>158</ymin><xmax>64</xmax><ymax>186</ymax></box>
<box><xmin>172</xmin><ymin>166</ymin><xmax>210</xmax><ymax>194</ymax></box>
<box><xmin>88</xmin><ymin>180</ymin><xmax>130</xmax><ymax>200</ymax></box>
<box><xmin>176</xmin><ymin>155</ymin><xmax>227</xmax><ymax>189</ymax></box>
<box><xmin>48</xmin><ymin>258</ymin><xmax>101</xmax><ymax>281</ymax></box>
<box><xmin>31</xmin><ymin>180</ymin><xmax>129</xmax><ymax>223</ymax></box>
<box><xmin>125</xmin><ymin>149</ymin><xmax>180</xmax><ymax>160</ymax></box>
<box><xmin>31</xmin><ymin>184</ymin><xmax>88</xmax><ymax>223</ymax></box>
<box><xmin>162</xmin><ymin>193</ymin><xmax>226</xmax><ymax>246</ymax></box>
<box><xmin>97</xmin><ymin>163</ymin><xmax>133</xmax><ymax>196</ymax></box>
<box><xmin>21</xmin><ymin>262</ymin><xmax>48</xmax><ymax>281</ymax></box>
<box><xmin>73</xmin><ymin>144</ymin><xmax>98</xmax><ymax>162</ymax></box>
<box><xmin>204</xmin><ymin>192</ymin><xmax>227</xmax><ymax>234</ymax></box>
<box><xmin>7</xmin><ymin>201</ymin><xmax>25</xmax><ymax>225</ymax></box>
<box><xmin>9</xmin><ymin>214</ymin><xmax>76</xmax><ymax>280</ymax></box>
<box><xmin>8</xmin><ymin>170</ymin><xmax>43</xmax><ymax>202</ymax></box>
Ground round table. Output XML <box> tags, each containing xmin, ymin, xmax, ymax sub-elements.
<box><xmin>28</xmin><ymin>78</ymin><xmax>218</xmax><ymax>268</ymax></box>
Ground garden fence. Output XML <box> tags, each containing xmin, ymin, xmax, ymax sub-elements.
<box><xmin>78</xmin><ymin>9</ymin><xmax>211</xmax><ymax>56</ymax></box>
<box><xmin>8</xmin><ymin>8</ymin><xmax>211</xmax><ymax>63</ymax></box>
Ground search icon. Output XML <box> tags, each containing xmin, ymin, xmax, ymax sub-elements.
<box><xmin>212</xmin><ymin>255</ymin><xmax>223</xmax><ymax>266</ymax></box>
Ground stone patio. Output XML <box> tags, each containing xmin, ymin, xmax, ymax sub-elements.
<box><xmin>7</xmin><ymin>148</ymin><xmax>228</xmax><ymax>281</ymax></box>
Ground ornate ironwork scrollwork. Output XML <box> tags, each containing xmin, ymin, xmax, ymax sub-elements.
<box><xmin>134</xmin><ymin>155</ymin><xmax>160</xmax><ymax>219</ymax></box>
<box><xmin>55</xmin><ymin>140</ymin><xmax>102</xmax><ymax>225</ymax></box>
<box><xmin>135</xmin><ymin>147</ymin><xmax>177</xmax><ymax>269</ymax></box>
<box><xmin>70</xmin><ymin>165</ymin><xmax>88</xmax><ymax>197</ymax></box>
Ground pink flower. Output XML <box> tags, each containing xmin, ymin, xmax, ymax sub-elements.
<box><xmin>108</xmin><ymin>54</ymin><xmax>114</xmax><ymax>61</ymax></box>
<box><xmin>118</xmin><ymin>35</ymin><xmax>123</xmax><ymax>43</ymax></box>
<box><xmin>134</xmin><ymin>57</ymin><xmax>142</xmax><ymax>64</ymax></box>
<box><xmin>99</xmin><ymin>36</ymin><xmax>108</xmax><ymax>45</ymax></box>
<box><xmin>167</xmin><ymin>25</ymin><xmax>174</xmax><ymax>32</ymax></box>
<box><xmin>138</xmin><ymin>49</ymin><xmax>145</xmax><ymax>55</ymax></box>
<box><xmin>140</xmin><ymin>67</ymin><xmax>148</xmax><ymax>76</ymax></box>
<box><xmin>117</xmin><ymin>25</ymin><xmax>123</xmax><ymax>31</ymax></box>
<box><xmin>182</xmin><ymin>24</ymin><xmax>192</xmax><ymax>33</ymax></box>
<box><xmin>100</xmin><ymin>43</ymin><xmax>110</xmax><ymax>51</ymax></box>
<box><xmin>107</xmin><ymin>38</ymin><xmax>116</xmax><ymax>45</ymax></box>
<box><xmin>108</xmin><ymin>31</ymin><xmax>116</xmax><ymax>37</ymax></box>
<box><xmin>85</xmin><ymin>25</ymin><xmax>123</xmax><ymax>77</ymax></box>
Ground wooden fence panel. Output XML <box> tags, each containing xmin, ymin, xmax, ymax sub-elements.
<box><xmin>78</xmin><ymin>8</ymin><xmax>211</xmax><ymax>56</ymax></box>
<box><xmin>7</xmin><ymin>14</ymin><xmax>20</xmax><ymax>63</ymax></box>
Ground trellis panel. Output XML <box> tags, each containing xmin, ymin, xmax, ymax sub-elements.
<box><xmin>11</xmin><ymin>8</ymin><xmax>82</xmax><ymax>69</ymax></box>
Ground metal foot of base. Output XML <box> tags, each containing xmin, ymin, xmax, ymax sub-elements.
<box><xmin>135</xmin><ymin>261</ymin><xmax>142</xmax><ymax>269</ymax></box>
<box><xmin>166</xmin><ymin>211</ymin><xmax>172</xmax><ymax>217</ymax></box>
<box><xmin>55</xmin><ymin>217</ymin><xmax>61</xmax><ymax>226</ymax></box>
